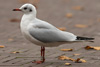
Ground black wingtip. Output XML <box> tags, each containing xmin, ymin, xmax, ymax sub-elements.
<box><xmin>76</xmin><ymin>36</ymin><xmax>95</xmax><ymax>40</ymax></box>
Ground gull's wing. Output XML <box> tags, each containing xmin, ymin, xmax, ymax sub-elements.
<box><xmin>28</xmin><ymin>28</ymin><xmax>77</xmax><ymax>43</ymax></box>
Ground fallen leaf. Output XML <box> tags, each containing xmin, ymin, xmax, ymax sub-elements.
<box><xmin>85</xmin><ymin>46</ymin><xmax>100</xmax><ymax>50</ymax></box>
<box><xmin>66</xmin><ymin>13</ymin><xmax>73</xmax><ymax>18</ymax></box>
<box><xmin>10</xmin><ymin>18</ymin><xmax>20</xmax><ymax>22</ymax></box>
<box><xmin>72</xmin><ymin>6</ymin><xmax>84</xmax><ymax>11</ymax></box>
<box><xmin>8</xmin><ymin>38</ymin><xmax>14</xmax><ymax>42</ymax></box>
<box><xmin>58</xmin><ymin>56</ymin><xmax>67</xmax><ymax>60</ymax></box>
<box><xmin>11</xmin><ymin>51</ymin><xmax>20</xmax><ymax>54</ymax></box>
<box><xmin>65</xmin><ymin>63</ymin><xmax>71</xmax><ymax>66</ymax></box>
<box><xmin>85</xmin><ymin>46</ymin><xmax>93</xmax><ymax>50</ymax></box>
<box><xmin>0</xmin><ymin>45</ymin><xmax>5</xmax><ymax>48</ymax></box>
<box><xmin>58</xmin><ymin>27</ymin><xmax>66</xmax><ymax>31</ymax></box>
<box><xmin>75</xmin><ymin>24</ymin><xmax>88</xmax><ymax>28</ymax></box>
<box><xmin>69</xmin><ymin>58</ymin><xmax>75</xmax><ymax>61</ymax></box>
<box><xmin>61</xmin><ymin>49</ymin><xmax>73</xmax><ymax>51</ymax></box>
<box><xmin>75</xmin><ymin>58</ymin><xmax>86</xmax><ymax>63</ymax></box>
<box><xmin>58</xmin><ymin>56</ymin><xmax>75</xmax><ymax>61</ymax></box>
<box><xmin>73</xmin><ymin>54</ymin><xmax>80</xmax><ymax>56</ymax></box>
<box><xmin>93</xmin><ymin>47</ymin><xmax>100</xmax><ymax>50</ymax></box>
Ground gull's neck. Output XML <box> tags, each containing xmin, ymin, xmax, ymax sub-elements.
<box><xmin>22</xmin><ymin>12</ymin><xmax>36</xmax><ymax>21</ymax></box>
<box><xmin>20</xmin><ymin>13</ymin><xmax>36</xmax><ymax>32</ymax></box>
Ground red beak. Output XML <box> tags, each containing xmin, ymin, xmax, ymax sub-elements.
<box><xmin>13</xmin><ymin>8</ymin><xmax>21</xmax><ymax>11</ymax></box>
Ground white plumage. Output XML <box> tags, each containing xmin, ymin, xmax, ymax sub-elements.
<box><xmin>13</xmin><ymin>3</ymin><xmax>94</xmax><ymax>63</ymax></box>
<box><xmin>19</xmin><ymin>4</ymin><xmax>77</xmax><ymax>47</ymax></box>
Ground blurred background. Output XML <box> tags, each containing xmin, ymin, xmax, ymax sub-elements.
<box><xmin>0</xmin><ymin>0</ymin><xmax>100</xmax><ymax>66</ymax></box>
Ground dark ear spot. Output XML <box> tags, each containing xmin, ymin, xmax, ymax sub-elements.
<box><xmin>24</xmin><ymin>7</ymin><xmax>27</xmax><ymax>10</ymax></box>
<box><xmin>30</xmin><ymin>9</ymin><xmax>32</xmax><ymax>12</ymax></box>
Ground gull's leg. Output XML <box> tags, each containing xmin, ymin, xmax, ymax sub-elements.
<box><xmin>42</xmin><ymin>46</ymin><xmax>45</xmax><ymax>62</ymax></box>
<box><xmin>33</xmin><ymin>46</ymin><xmax>45</xmax><ymax>64</ymax></box>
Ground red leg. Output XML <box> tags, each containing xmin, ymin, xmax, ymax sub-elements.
<box><xmin>42</xmin><ymin>47</ymin><xmax>45</xmax><ymax>62</ymax></box>
<box><xmin>32</xmin><ymin>46</ymin><xmax>45</xmax><ymax>64</ymax></box>
<box><xmin>41</xmin><ymin>46</ymin><xmax>43</xmax><ymax>57</ymax></box>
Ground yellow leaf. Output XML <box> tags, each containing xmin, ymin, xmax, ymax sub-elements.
<box><xmin>72</xmin><ymin>6</ymin><xmax>84</xmax><ymax>11</ymax></box>
<box><xmin>75</xmin><ymin>58</ymin><xmax>86</xmax><ymax>63</ymax></box>
<box><xmin>58</xmin><ymin>27</ymin><xmax>66</xmax><ymax>31</ymax></box>
<box><xmin>66</xmin><ymin>13</ymin><xmax>73</xmax><ymax>18</ymax></box>
<box><xmin>73</xmin><ymin>54</ymin><xmax>80</xmax><ymax>56</ymax></box>
<box><xmin>85</xmin><ymin>46</ymin><xmax>100</xmax><ymax>50</ymax></box>
<box><xmin>58</xmin><ymin>56</ymin><xmax>75</xmax><ymax>61</ymax></box>
<box><xmin>11</xmin><ymin>51</ymin><xmax>20</xmax><ymax>54</ymax></box>
<box><xmin>0</xmin><ymin>45</ymin><xmax>5</xmax><ymax>48</ymax></box>
<box><xmin>58</xmin><ymin>56</ymin><xmax>67</xmax><ymax>60</ymax></box>
<box><xmin>65</xmin><ymin>63</ymin><xmax>71</xmax><ymax>66</ymax></box>
<box><xmin>80</xmin><ymin>59</ymin><xmax>86</xmax><ymax>63</ymax></box>
<box><xmin>75</xmin><ymin>24</ymin><xmax>88</xmax><ymax>28</ymax></box>
<box><xmin>8</xmin><ymin>38</ymin><xmax>14</xmax><ymax>42</ymax></box>
<box><xmin>69</xmin><ymin>58</ymin><xmax>75</xmax><ymax>61</ymax></box>
<box><xmin>93</xmin><ymin>47</ymin><xmax>100</xmax><ymax>50</ymax></box>
<box><xmin>61</xmin><ymin>49</ymin><xmax>73</xmax><ymax>51</ymax></box>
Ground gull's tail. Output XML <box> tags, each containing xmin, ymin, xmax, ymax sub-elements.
<box><xmin>76</xmin><ymin>36</ymin><xmax>94</xmax><ymax>42</ymax></box>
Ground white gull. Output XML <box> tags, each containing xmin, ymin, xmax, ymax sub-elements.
<box><xmin>13</xmin><ymin>3</ymin><xmax>94</xmax><ymax>64</ymax></box>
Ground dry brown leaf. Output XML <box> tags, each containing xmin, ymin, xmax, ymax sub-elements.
<box><xmin>65</xmin><ymin>63</ymin><xmax>71</xmax><ymax>66</ymax></box>
<box><xmin>58</xmin><ymin>56</ymin><xmax>75</xmax><ymax>61</ymax></box>
<box><xmin>58</xmin><ymin>27</ymin><xmax>66</xmax><ymax>31</ymax></box>
<box><xmin>10</xmin><ymin>18</ymin><xmax>20</xmax><ymax>22</ymax></box>
<box><xmin>58</xmin><ymin>56</ymin><xmax>67</xmax><ymax>60</ymax></box>
<box><xmin>11</xmin><ymin>51</ymin><xmax>20</xmax><ymax>54</ymax></box>
<box><xmin>72</xmin><ymin>6</ymin><xmax>84</xmax><ymax>11</ymax></box>
<box><xmin>69</xmin><ymin>58</ymin><xmax>75</xmax><ymax>61</ymax></box>
<box><xmin>61</xmin><ymin>49</ymin><xmax>73</xmax><ymax>51</ymax></box>
<box><xmin>85</xmin><ymin>46</ymin><xmax>100</xmax><ymax>50</ymax></box>
<box><xmin>66</xmin><ymin>13</ymin><xmax>73</xmax><ymax>18</ymax></box>
<box><xmin>85</xmin><ymin>46</ymin><xmax>93</xmax><ymax>50</ymax></box>
<box><xmin>0</xmin><ymin>45</ymin><xmax>5</xmax><ymax>48</ymax></box>
<box><xmin>73</xmin><ymin>54</ymin><xmax>80</xmax><ymax>56</ymax></box>
<box><xmin>75</xmin><ymin>58</ymin><xmax>86</xmax><ymax>63</ymax></box>
<box><xmin>75</xmin><ymin>24</ymin><xmax>88</xmax><ymax>28</ymax></box>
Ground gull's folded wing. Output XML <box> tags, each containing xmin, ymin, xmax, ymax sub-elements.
<box><xmin>28</xmin><ymin>28</ymin><xmax>76</xmax><ymax>43</ymax></box>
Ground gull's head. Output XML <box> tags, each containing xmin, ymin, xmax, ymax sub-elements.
<box><xmin>13</xmin><ymin>3</ymin><xmax>36</xmax><ymax>14</ymax></box>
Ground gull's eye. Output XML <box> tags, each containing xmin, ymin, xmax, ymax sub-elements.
<box><xmin>24</xmin><ymin>7</ymin><xmax>27</xmax><ymax>10</ymax></box>
<box><xmin>30</xmin><ymin>9</ymin><xmax>32</xmax><ymax>12</ymax></box>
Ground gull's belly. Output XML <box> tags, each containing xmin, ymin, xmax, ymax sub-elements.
<box><xmin>21</xmin><ymin>29</ymin><xmax>44</xmax><ymax>46</ymax></box>
<box><xmin>20</xmin><ymin>21</ymin><xmax>65</xmax><ymax>47</ymax></box>
<box><xmin>21</xmin><ymin>29</ymin><xmax>65</xmax><ymax>47</ymax></box>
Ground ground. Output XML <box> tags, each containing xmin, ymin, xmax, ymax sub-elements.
<box><xmin>0</xmin><ymin>0</ymin><xmax>100</xmax><ymax>67</ymax></box>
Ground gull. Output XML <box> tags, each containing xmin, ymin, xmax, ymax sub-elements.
<box><xmin>13</xmin><ymin>3</ymin><xmax>94</xmax><ymax>64</ymax></box>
